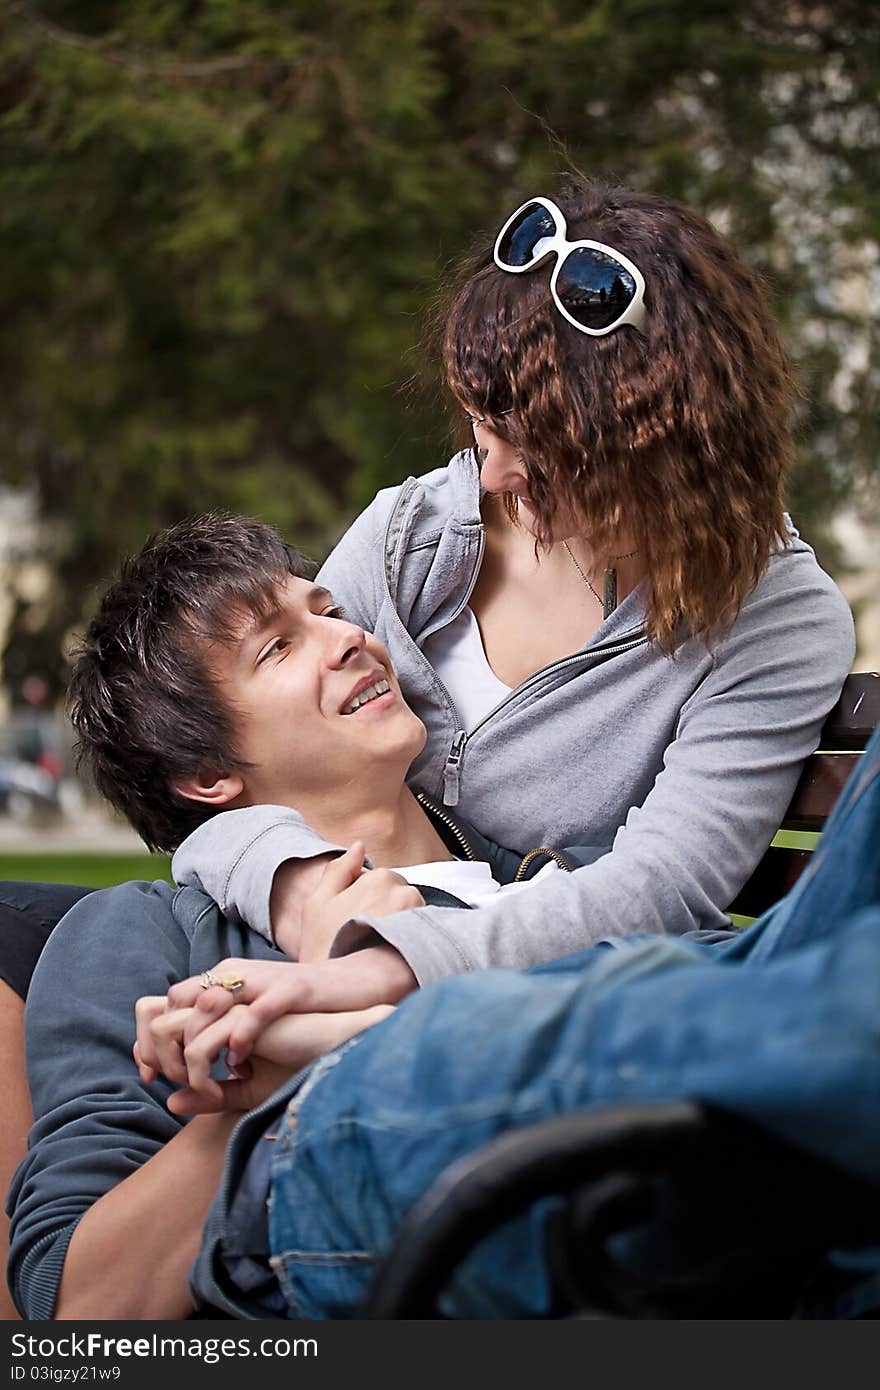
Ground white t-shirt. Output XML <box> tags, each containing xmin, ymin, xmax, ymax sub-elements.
<box><xmin>421</xmin><ymin>606</ymin><xmax>512</xmax><ymax>732</ymax></box>
<box><xmin>393</xmin><ymin>855</ymin><xmax>559</xmax><ymax>906</ymax></box>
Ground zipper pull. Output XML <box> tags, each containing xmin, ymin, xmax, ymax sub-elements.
<box><xmin>443</xmin><ymin>730</ymin><xmax>468</xmax><ymax>806</ymax></box>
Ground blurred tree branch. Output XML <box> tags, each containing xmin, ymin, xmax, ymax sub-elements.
<box><xmin>7</xmin><ymin>2</ymin><xmax>282</xmax><ymax>78</ymax></box>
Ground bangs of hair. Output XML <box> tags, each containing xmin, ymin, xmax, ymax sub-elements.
<box><xmin>69</xmin><ymin>513</ymin><xmax>314</xmax><ymax>852</ymax></box>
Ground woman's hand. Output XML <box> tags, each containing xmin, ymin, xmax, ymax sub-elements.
<box><xmin>138</xmin><ymin>945</ymin><xmax>415</xmax><ymax>1081</ymax></box>
<box><xmin>297</xmin><ymin>842</ymin><xmax>424</xmax><ymax>962</ymax></box>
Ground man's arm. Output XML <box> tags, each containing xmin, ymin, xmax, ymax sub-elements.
<box><xmin>0</xmin><ymin>980</ymin><xmax>29</xmax><ymax>1321</ymax></box>
<box><xmin>8</xmin><ymin>881</ymin><xmax>246</xmax><ymax>1320</ymax></box>
<box><xmin>54</xmin><ymin>1112</ymin><xmax>237</xmax><ymax>1320</ymax></box>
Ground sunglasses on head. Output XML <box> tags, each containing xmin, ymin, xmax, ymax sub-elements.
<box><xmin>493</xmin><ymin>196</ymin><xmax>647</xmax><ymax>337</ymax></box>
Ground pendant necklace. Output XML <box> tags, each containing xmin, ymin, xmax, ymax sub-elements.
<box><xmin>562</xmin><ymin>542</ymin><xmax>639</xmax><ymax>621</ymax></box>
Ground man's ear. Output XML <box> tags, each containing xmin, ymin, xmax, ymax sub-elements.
<box><xmin>173</xmin><ymin>769</ymin><xmax>245</xmax><ymax>808</ymax></box>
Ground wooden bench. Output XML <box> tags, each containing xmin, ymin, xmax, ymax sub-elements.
<box><xmin>730</xmin><ymin>669</ymin><xmax>880</xmax><ymax>919</ymax></box>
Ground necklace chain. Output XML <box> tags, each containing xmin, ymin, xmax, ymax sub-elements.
<box><xmin>562</xmin><ymin>541</ymin><xmax>604</xmax><ymax>607</ymax></box>
<box><xmin>562</xmin><ymin>542</ymin><xmax>640</xmax><ymax>616</ymax></box>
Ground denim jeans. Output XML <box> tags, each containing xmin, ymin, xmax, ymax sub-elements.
<box><xmin>267</xmin><ymin>725</ymin><xmax>880</xmax><ymax>1318</ymax></box>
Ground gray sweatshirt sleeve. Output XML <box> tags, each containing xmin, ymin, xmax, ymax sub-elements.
<box><xmin>7</xmin><ymin>882</ymin><xmax>190</xmax><ymax>1319</ymax></box>
<box><xmin>331</xmin><ymin>575</ymin><xmax>856</xmax><ymax>981</ymax></box>
<box><xmin>171</xmin><ymin>806</ymin><xmax>350</xmax><ymax>944</ymax></box>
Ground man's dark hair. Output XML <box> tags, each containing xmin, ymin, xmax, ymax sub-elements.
<box><xmin>67</xmin><ymin>512</ymin><xmax>313</xmax><ymax>853</ymax></box>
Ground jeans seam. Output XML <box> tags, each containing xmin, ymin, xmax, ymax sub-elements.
<box><xmin>273</xmin><ymin>1250</ymin><xmax>374</xmax><ymax>1266</ymax></box>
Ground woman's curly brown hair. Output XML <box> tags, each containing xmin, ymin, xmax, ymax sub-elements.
<box><xmin>439</xmin><ymin>177</ymin><xmax>796</xmax><ymax>650</ymax></box>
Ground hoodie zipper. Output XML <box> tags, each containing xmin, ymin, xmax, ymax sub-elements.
<box><xmin>513</xmin><ymin>847</ymin><xmax>576</xmax><ymax>880</ymax></box>
<box><xmin>415</xmin><ymin>789</ymin><xmax>478</xmax><ymax>861</ymax></box>
<box><xmin>442</xmin><ymin>632</ymin><xmax>647</xmax><ymax>805</ymax></box>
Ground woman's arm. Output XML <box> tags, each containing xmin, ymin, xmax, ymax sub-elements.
<box><xmin>157</xmin><ymin>948</ymin><xmax>414</xmax><ymax>1073</ymax></box>
<box><xmin>134</xmin><ymin>991</ymin><xmax>394</xmax><ymax>1113</ymax></box>
<box><xmin>171</xmin><ymin>806</ymin><xmax>349</xmax><ymax>944</ymax></box>
<box><xmin>325</xmin><ymin>573</ymin><xmax>857</xmax><ymax>981</ymax></box>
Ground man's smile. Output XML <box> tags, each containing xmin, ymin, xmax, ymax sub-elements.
<box><xmin>340</xmin><ymin>673</ymin><xmax>393</xmax><ymax>716</ymax></box>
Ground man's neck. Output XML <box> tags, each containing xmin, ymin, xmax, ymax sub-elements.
<box><xmin>303</xmin><ymin>784</ymin><xmax>455</xmax><ymax>868</ymax></box>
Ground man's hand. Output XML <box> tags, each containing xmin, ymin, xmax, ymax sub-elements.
<box><xmin>169</xmin><ymin>1053</ymin><xmax>294</xmax><ymax>1116</ymax></box>
<box><xmin>134</xmin><ymin>990</ymin><xmax>394</xmax><ymax>1112</ymax></box>
<box><xmin>298</xmin><ymin>841</ymin><xmax>424</xmax><ymax>962</ymax></box>
<box><xmin>168</xmin><ymin>1006</ymin><xmax>395</xmax><ymax>1114</ymax></box>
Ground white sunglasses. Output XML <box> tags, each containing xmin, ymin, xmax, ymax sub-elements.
<box><xmin>493</xmin><ymin>196</ymin><xmax>647</xmax><ymax>337</ymax></box>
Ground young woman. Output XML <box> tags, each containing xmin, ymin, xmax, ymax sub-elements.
<box><xmin>170</xmin><ymin>176</ymin><xmax>854</xmax><ymax>985</ymax></box>
<box><xmin>0</xmin><ymin>177</ymin><xmax>855</xmax><ymax>1315</ymax></box>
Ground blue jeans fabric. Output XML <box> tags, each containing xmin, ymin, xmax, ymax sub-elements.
<box><xmin>267</xmin><ymin>727</ymin><xmax>880</xmax><ymax>1319</ymax></box>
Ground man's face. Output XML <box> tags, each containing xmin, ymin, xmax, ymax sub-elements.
<box><xmin>209</xmin><ymin>576</ymin><xmax>426</xmax><ymax>809</ymax></box>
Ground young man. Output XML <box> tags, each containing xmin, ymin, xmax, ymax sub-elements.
<box><xmin>6</xmin><ymin>511</ymin><xmax>605</xmax><ymax>1321</ymax></box>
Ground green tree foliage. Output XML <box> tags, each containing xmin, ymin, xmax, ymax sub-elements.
<box><xmin>1</xmin><ymin>1</ymin><xmax>877</xmax><ymax>692</ymax></box>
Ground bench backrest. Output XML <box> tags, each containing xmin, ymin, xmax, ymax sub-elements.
<box><xmin>729</xmin><ymin>671</ymin><xmax>880</xmax><ymax>919</ymax></box>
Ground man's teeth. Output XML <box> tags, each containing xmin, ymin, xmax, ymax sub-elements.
<box><xmin>342</xmin><ymin>678</ymin><xmax>391</xmax><ymax>715</ymax></box>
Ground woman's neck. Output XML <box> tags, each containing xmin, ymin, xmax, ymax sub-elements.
<box><xmin>470</xmin><ymin>496</ymin><xmax>646</xmax><ymax>685</ymax></box>
<box><xmin>561</xmin><ymin>531</ymin><xmax>646</xmax><ymax>607</ymax></box>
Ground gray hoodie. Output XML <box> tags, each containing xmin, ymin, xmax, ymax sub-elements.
<box><xmin>173</xmin><ymin>451</ymin><xmax>855</xmax><ymax>982</ymax></box>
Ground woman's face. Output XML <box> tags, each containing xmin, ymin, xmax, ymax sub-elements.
<box><xmin>471</xmin><ymin>420</ymin><xmax>540</xmax><ymax>529</ymax></box>
<box><xmin>472</xmin><ymin>419</ymin><xmax>581</xmax><ymax>542</ymax></box>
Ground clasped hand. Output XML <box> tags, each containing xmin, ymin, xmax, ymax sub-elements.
<box><xmin>134</xmin><ymin>982</ymin><xmax>394</xmax><ymax>1115</ymax></box>
<box><xmin>134</xmin><ymin>845</ymin><xmax>421</xmax><ymax>1114</ymax></box>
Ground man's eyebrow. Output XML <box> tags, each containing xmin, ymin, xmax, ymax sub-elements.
<box><xmin>241</xmin><ymin>585</ymin><xmax>335</xmax><ymax>643</ymax></box>
<box><xmin>308</xmin><ymin>585</ymin><xmax>334</xmax><ymax>606</ymax></box>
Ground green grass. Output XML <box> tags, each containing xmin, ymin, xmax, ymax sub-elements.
<box><xmin>0</xmin><ymin>853</ymin><xmax>173</xmax><ymax>888</ymax></box>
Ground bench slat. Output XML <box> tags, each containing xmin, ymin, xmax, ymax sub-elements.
<box><xmin>729</xmin><ymin>846</ymin><xmax>814</xmax><ymax>919</ymax></box>
<box><xmin>781</xmin><ymin>752</ymin><xmax>860</xmax><ymax>831</ymax></box>
<box><xmin>729</xmin><ymin>671</ymin><xmax>877</xmax><ymax>919</ymax></box>
<box><xmin>819</xmin><ymin>671</ymin><xmax>880</xmax><ymax>750</ymax></box>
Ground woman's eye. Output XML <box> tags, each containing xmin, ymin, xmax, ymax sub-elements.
<box><xmin>322</xmin><ymin>605</ymin><xmax>345</xmax><ymax>620</ymax></box>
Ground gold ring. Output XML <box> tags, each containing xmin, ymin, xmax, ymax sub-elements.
<box><xmin>218</xmin><ymin>974</ymin><xmax>246</xmax><ymax>997</ymax></box>
<box><xmin>199</xmin><ymin>970</ymin><xmax>218</xmax><ymax>991</ymax></box>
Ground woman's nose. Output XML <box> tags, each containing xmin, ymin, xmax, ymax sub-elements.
<box><xmin>478</xmin><ymin>447</ymin><xmax>525</xmax><ymax>497</ymax></box>
<box><xmin>478</xmin><ymin>439</ymin><xmax>527</xmax><ymax>494</ymax></box>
